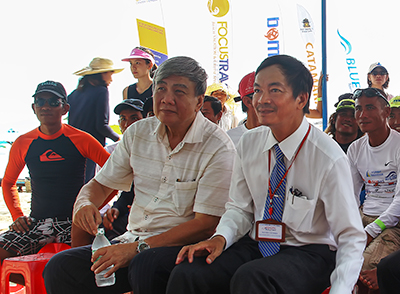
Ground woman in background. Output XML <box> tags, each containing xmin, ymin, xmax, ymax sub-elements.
<box><xmin>367</xmin><ymin>62</ymin><xmax>393</xmax><ymax>99</ymax></box>
<box><xmin>122</xmin><ymin>46</ymin><xmax>157</xmax><ymax>102</ymax></box>
<box><xmin>68</xmin><ymin>57</ymin><xmax>122</xmax><ymax>183</ymax></box>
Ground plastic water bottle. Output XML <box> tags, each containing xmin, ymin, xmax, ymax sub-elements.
<box><xmin>92</xmin><ymin>228</ymin><xmax>115</xmax><ymax>287</ymax></box>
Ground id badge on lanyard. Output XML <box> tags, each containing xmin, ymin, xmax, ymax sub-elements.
<box><xmin>255</xmin><ymin>124</ymin><xmax>311</xmax><ymax>243</ymax></box>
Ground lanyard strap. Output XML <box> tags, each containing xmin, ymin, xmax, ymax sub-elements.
<box><xmin>267</xmin><ymin>124</ymin><xmax>311</xmax><ymax>216</ymax></box>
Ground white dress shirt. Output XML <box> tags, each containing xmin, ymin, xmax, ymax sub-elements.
<box><xmin>227</xmin><ymin>123</ymin><xmax>248</xmax><ymax>147</ymax></box>
<box><xmin>94</xmin><ymin>112</ymin><xmax>236</xmax><ymax>242</ymax></box>
<box><xmin>215</xmin><ymin>117</ymin><xmax>366</xmax><ymax>294</ymax></box>
<box><xmin>348</xmin><ymin>129</ymin><xmax>400</xmax><ymax>237</ymax></box>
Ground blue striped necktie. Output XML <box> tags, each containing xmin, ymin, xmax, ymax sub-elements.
<box><xmin>258</xmin><ymin>144</ymin><xmax>286</xmax><ymax>257</ymax></box>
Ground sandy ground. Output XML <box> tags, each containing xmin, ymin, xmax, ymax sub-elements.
<box><xmin>0</xmin><ymin>189</ymin><xmax>31</xmax><ymax>232</ymax></box>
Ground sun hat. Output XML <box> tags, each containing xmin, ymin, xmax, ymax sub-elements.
<box><xmin>114</xmin><ymin>99</ymin><xmax>144</xmax><ymax>115</ymax></box>
<box><xmin>121</xmin><ymin>48</ymin><xmax>156</xmax><ymax>65</ymax></box>
<box><xmin>73</xmin><ymin>57</ymin><xmax>124</xmax><ymax>76</ymax></box>
<box><xmin>389</xmin><ymin>96</ymin><xmax>400</xmax><ymax>108</ymax></box>
<box><xmin>336</xmin><ymin>99</ymin><xmax>355</xmax><ymax>112</ymax></box>
<box><xmin>368</xmin><ymin>62</ymin><xmax>388</xmax><ymax>74</ymax></box>
<box><xmin>32</xmin><ymin>80</ymin><xmax>67</xmax><ymax>100</ymax></box>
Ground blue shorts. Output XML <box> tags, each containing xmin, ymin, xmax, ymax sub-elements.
<box><xmin>0</xmin><ymin>217</ymin><xmax>72</xmax><ymax>256</ymax></box>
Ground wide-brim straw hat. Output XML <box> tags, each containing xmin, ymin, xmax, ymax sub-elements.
<box><xmin>73</xmin><ymin>57</ymin><xmax>124</xmax><ymax>76</ymax></box>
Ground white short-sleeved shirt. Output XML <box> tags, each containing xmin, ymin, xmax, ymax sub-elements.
<box><xmin>95</xmin><ymin>112</ymin><xmax>236</xmax><ymax>241</ymax></box>
<box><xmin>215</xmin><ymin>117</ymin><xmax>366</xmax><ymax>294</ymax></box>
<box><xmin>348</xmin><ymin>129</ymin><xmax>400</xmax><ymax>237</ymax></box>
<box><xmin>227</xmin><ymin>124</ymin><xmax>248</xmax><ymax>147</ymax></box>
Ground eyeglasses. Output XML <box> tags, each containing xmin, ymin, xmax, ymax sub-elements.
<box><xmin>371</xmin><ymin>71</ymin><xmax>388</xmax><ymax>76</ymax></box>
<box><xmin>353</xmin><ymin>88</ymin><xmax>389</xmax><ymax>105</ymax></box>
<box><xmin>34</xmin><ymin>97</ymin><xmax>64</xmax><ymax>107</ymax></box>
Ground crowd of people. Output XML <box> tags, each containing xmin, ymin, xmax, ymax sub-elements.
<box><xmin>1</xmin><ymin>47</ymin><xmax>400</xmax><ymax>294</ymax></box>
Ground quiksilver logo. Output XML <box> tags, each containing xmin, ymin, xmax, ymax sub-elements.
<box><xmin>39</xmin><ymin>149</ymin><xmax>65</xmax><ymax>162</ymax></box>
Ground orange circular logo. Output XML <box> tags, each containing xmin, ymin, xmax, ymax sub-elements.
<box><xmin>265</xmin><ymin>28</ymin><xmax>279</xmax><ymax>40</ymax></box>
<box><xmin>207</xmin><ymin>0</ymin><xmax>230</xmax><ymax>17</ymax></box>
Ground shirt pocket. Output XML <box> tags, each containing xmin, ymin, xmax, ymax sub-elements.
<box><xmin>173</xmin><ymin>181</ymin><xmax>198</xmax><ymax>216</ymax></box>
<box><xmin>283</xmin><ymin>195</ymin><xmax>316</xmax><ymax>233</ymax></box>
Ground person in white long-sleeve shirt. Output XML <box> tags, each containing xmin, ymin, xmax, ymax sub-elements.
<box><xmin>169</xmin><ymin>54</ymin><xmax>366</xmax><ymax>294</ymax></box>
<box><xmin>347</xmin><ymin>87</ymin><xmax>400</xmax><ymax>294</ymax></box>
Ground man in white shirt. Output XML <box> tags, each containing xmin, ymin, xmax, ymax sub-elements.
<box><xmin>169</xmin><ymin>55</ymin><xmax>366</xmax><ymax>294</ymax></box>
<box><xmin>44</xmin><ymin>56</ymin><xmax>236</xmax><ymax>294</ymax></box>
<box><xmin>227</xmin><ymin>71</ymin><xmax>260</xmax><ymax>146</ymax></box>
<box><xmin>347</xmin><ymin>88</ymin><xmax>400</xmax><ymax>293</ymax></box>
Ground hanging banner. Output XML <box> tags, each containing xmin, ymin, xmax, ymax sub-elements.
<box><xmin>337</xmin><ymin>29</ymin><xmax>360</xmax><ymax>92</ymax></box>
<box><xmin>264</xmin><ymin>0</ymin><xmax>284</xmax><ymax>57</ymax></box>
<box><xmin>208</xmin><ymin>0</ymin><xmax>232</xmax><ymax>83</ymax></box>
<box><xmin>297</xmin><ymin>4</ymin><xmax>319</xmax><ymax>104</ymax></box>
<box><xmin>136</xmin><ymin>19</ymin><xmax>168</xmax><ymax>66</ymax></box>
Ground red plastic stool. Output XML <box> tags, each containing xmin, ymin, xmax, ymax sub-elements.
<box><xmin>1</xmin><ymin>253</ymin><xmax>54</xmax><ymax>294</ymax></box>
<box><xmin>1</xmin><ymin>243</ymin><xmax>71</xmax><ymax>294</ymax></box>
<box><xmin>321</xmin><ymin>287</ymin><xmax>330</xmax><ymax>294</ymax></box>
<box><xmin>38</xmin><ymin>243</ymin><xmax>71</xmax><ymax>254</ymax></box>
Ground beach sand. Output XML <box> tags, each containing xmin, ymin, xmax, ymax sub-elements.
<box><xmin>0</xmin><ymin>189</ymin><xmax>31</xmax><ymax>232</ymax></box>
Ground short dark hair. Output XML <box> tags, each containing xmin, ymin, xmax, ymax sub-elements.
<box><xmin>153</xmin><ymin>56</ymin><xmax>208</xmax><ymax>97</ymax></box>
<box><xmin>255</xmin><ymin>55</ymin><xmax>312</xmax><ymax>114</ymax></box>
<box><xmin>204</xmin><ymin>96</ymin><xmax>222</xmax><ymax>115</ymax></box>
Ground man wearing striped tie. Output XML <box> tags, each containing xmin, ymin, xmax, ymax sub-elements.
<box><xmin>170</xmin><ymin>55</ymin><xmax>366</xmax><ymax>294</ymax></box>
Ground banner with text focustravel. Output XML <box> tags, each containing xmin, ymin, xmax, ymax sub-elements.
<box><xmin>207</xmin><ymin>0</ymin><xmax>232</xmax><ymax>84</ymax></box>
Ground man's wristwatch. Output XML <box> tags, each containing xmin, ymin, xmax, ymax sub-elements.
<box><xmin>137</xmin><ymin>240</ymin><xmax>150</xmax><ymax>253</ymax></box>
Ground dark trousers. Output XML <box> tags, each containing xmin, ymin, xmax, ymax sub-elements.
<box><xmin>43</xmin><ymin>243</ymin><xmax>183</xmax><ymax>294</ymax></box>
<box><xmin>43</xmin><ymin>244</ymin><xmax>131</xmax><ymax>294</ymax></box>
<box><xmin>167</xmin><ymin>235</ymin><xmax>336</xmax><ymax>294</ymax></box>
<box><xmin>377</xmin><ymin>250</ymin><xmax>400</xmax><ymax>294</ymax></box>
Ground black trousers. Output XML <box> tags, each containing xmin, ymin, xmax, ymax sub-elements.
<box><xmin>167</xmin><ymin>235</ymin><xmax>336</xmax><ymax>294</ymax></box>
<box><xmin>44</xmin><ymin>236</ymin><xmax>335</xmax><ymax>294</ymax></box>
<box><xmin>377</xmin><ymin>250</ymin><xmax>400</xmax><ymax>294</ymax></box>
<box><xmin>43</xmin><ymin>243</ymin><xmax>183</xmax><ymax>294</ymax></box>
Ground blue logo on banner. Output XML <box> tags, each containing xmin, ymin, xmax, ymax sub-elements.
<box><xmin>337</xmin><ymin>29</ymin><xmax>360</xmax><ymax>91</ymax></box>
<box><xmin>337</xmin><ymin>30</ymin><xmax>352</xmax><ymax>55</ymax></box>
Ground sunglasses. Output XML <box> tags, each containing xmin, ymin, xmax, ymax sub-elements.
<box><xmin>371</xmin><ymin>71</ymin><xmax>388</xmax><ymax>76</ymax></box>
<box><xmin>353</xmin><ymin>88</ymin><xmax>389</xmax><ymax>105</ymax></box>
<box><xmin>337</xmin><ymin>99</ymin><xmax>355</xmax><ymax>108</ymax></box>
<box><xmin>34</xmin><ymin>97</ymin><xmax>64</xmax><ymax>107</ymax></box>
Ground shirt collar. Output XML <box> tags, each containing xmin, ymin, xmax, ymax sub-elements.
<box><xmin>264</xmin><ymin>117</ymin><xmax>310</xmax><ymax>161</ymax></box>
<box><xmin>153</xmin><ymin>111</ymin><xmax>205</xmax><ymax>146</ymax></box>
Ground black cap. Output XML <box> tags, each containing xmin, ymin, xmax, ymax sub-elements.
<box><xmin>33</xmin><ymin>80</ymin><xmax>67</xmax><ymax>100</ymax></box>
<box><xmin>114</xmin><ymin>99</ymin><xmax>144</xmax><ymax>115</ymax></box>
<box><xmin>143</xmin><ymin>97</ymin><xmax>153</xmax><ymax>117</ymax></box>
<box><xmin>334</xmin><ymin>93</ymin><xmax>353</xmax><ymax>107</ymax></box>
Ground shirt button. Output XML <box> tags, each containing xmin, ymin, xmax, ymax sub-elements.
<box><xmin>162</xmin><ymin>177</ymin><xmax>167</xmax><ymax>183</ymax></box>
<box><xmin>144</xmin><ymin>215</ymin><xmax>149</xmax><ymax>220</ymax></box>
<box><xmin>154</xmin><ymin>197</ymin><xmax>159</xmax><ymax>202</ymax></box>
<box><xmin>168</xmin><ymin>155</ymin><xmax>171</xmax><ymax>160</ymax></box>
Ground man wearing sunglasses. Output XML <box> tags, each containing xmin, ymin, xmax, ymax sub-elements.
<box><xmin>0</xmin><ymin>81</ymin><xmax>110</xmax><ymax>272</ymax></box>
<box><xmin>347</xmin><ymin>87</ymin><xmax>400</xmax><ymax>293</ymax></box>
